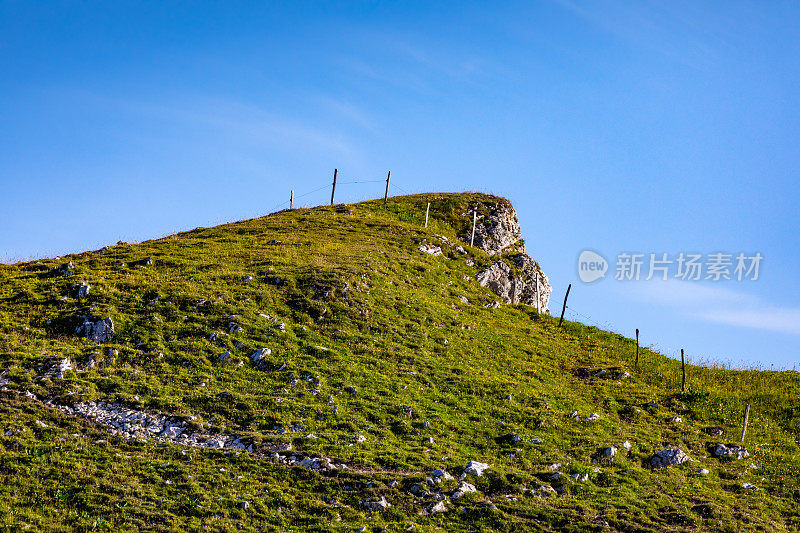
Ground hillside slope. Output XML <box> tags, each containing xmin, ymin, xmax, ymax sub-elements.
<box><xmin>0</xmin><ymin>192</ymin><xmax>799</xmax><ymax>532</ymax></box>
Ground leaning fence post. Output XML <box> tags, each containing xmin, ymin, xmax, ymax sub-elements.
<box><xmin>384</xmin><ymin>171</ymin><xmax>391</xmax><ymax>205</ymax></box>
<box><xmin>290</xmin><ymin>190</ymin><xmax>294</xmax><ymax>209</ymax></box>
<box><xmin>558</xmin><ymin>284</ymin><xmax>571</xmax><ymax>327</ymax></box>
<box><xmin>330</xmin><ymin>168</ymin><xmax>338</xmax><ymax>206</ymax></box>
<box><xmin>470</xmin><ymin>209</ymin><xmax>477</xmax><ymax>247</ymax></box>
<box><xmin>424</xmin><ymin>202</ymin><xmax>430</xmax><ymax>228</ymax></box>
<box><xmin>635</xmin><ymin>328</ymin><xmax>640</xmax><ymax>368</ymax></box>
<box><xmin>741</xmin><ymin>403</ymin><xmax>751</xmax><ymax>442</ymax></box>
<box><xmin>681</xmin><ymin>348</ymin><xmax>686</xmax><ymax>393</ymax></box>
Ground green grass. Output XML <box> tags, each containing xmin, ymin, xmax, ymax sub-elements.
<box><xmin>0</xmin><ymin>192</ymin><xmax>798</xmax><ymax>531</ymax></box>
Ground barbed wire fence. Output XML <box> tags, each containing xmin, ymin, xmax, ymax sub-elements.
<box><xmin>265</xmin><ymin>169</ymin><xmax>415</xmax><ymax>215</ymax></box>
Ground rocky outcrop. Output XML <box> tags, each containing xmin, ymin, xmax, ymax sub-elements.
<box><xmin>476</xmin><ymin>253</ymin><xmax>551</xmax><ymax>312</ymax></box>
<box><xmin>465</xmin><ymin>204</ymin><xmax>523</xmax><ymax>255</ymax></box>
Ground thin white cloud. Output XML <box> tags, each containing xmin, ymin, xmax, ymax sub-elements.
<box><xmin>550</xmin><ymin>0</ymin><xmax>736</xmax><ymax>71</ymax></box>
<box><xmin>695</xmin><ymin>307</ymin><xmax>800</xmax><ymax>336</ymax></box>
<box><xmin>58</xmin><ymin>88</ymin><xmax>368</xmax><ymax>167</ymax></box>
<box><xmin>622</xmin><ymin>279</ymin><xmax>800</xmax><ymax>336</ymax></box>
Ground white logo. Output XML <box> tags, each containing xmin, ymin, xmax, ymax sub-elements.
<box><xmin>578</xmin><ymin>250</ymin><xmax>608</xmax><ymax>283</ymax></box>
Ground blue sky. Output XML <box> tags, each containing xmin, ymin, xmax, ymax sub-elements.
<box><xmin>1</xmin><ymin>1</ymin><xmax>798</xmax><ymax>367</ymax></box>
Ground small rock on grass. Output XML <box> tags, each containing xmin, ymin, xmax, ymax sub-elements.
<box><xmin>464</xmin><ymin>461</ymin><xmax>490</xmax><ymax>476</ymax></box>
<box><xmin>429</xmin><ymin>501</ymin><xmax>447</xmax><ymax>513</ymax></box>
<box><xmin>452</xmin><ymin>481</ymin><xmax>477</xmax><ymax>499</ymax></box>
<box><xmin>651</xmin><ymin>448</ymin><xmax>691</xmax><ymax>468</ymax></box>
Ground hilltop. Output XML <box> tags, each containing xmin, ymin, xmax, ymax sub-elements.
<box><xmin>0</xmin><ymin>192</ymin><xmax>799</xmax><ymax>532</ymax></box>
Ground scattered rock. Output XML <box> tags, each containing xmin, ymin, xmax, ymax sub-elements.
<box><xmin>668</xmin><ymin>416</ymin><xmax>683</xmax><ymax>424</ymax></box>
<box><xmin>431</xmin><ymin>469</ymin><xmax>454</xmax><ymax>480</ymax></box>
<box><xmin>530</xmin><ymin>483</ymin><xmax>556</xmax><ymax>498</ymax></box>
<box><xmin>134</xmin><ymin>256</ymin><xmax>154</xmax><ymax>267</ymax></box>
<box><xmin>452</xmin><ymin>481</ymin><xmax>477</xmax><ymax>499</ymax></box>
<box><xmin>645</xmin><ymin>400</ymin><xmax>659</xmax><ymax>411</ymax></box>
<box><xmin>571</xmin><ymin>473</ymin><xmax>589</xmax><ymax>482</ymax></box>
<box><xmin>585</xmin><ymin>412</ymin><xmax>600</xmax><ymax>421</ymax></box>
<box><xmin>621</xmin><ymin>440</ymin><xmax>632</xmax><ymax>452</ymax></box>
<box><xmin>741</xmin><ymin>482</ymin><xmax>758</xmax><ymax>491</ymax></box>
<box><xmin>616</xmin><ymin>372</ymin><xmax>631</xmax><ymax>380</ymax></box>
<box><xmin>49</xmin><ymin>261</ymin><xmax>75</xmax><ymax>277</ymax></box>
<box><xmin>238</xmin><ymin>501</ymin><xmax>250</xmax><ymax>510</ymax></box>
<box><xmin>344</xmin><ymin>386</ymin><xmax>357</xmax><ymax>395</ymax></box>
<box><xmin>698</xmin><ymin>468</ymin><xmax>710</xmax><ymax>475</ymax></box>
<box><xmin>428</xmin><ymin>501</ymin><xmax>447</xmax><ymax>514</ymax></box>
<box><xmin>250</xmin><ymin>348</ymin><xmax>271</xmax><ymax>366</ymax></box>
<box><xmin>418</xmin><ymin>244</ymin><xmax>442</xmax><ymax>256</ymax></box>
<box><xmin>219</xmin><ymin>352</ymin><xmax>232</xmax><ymax>364</ymax></box>
<box><xmin>651</xmin><ymin>448</ymin><xmax>692</xmax><ymax>469</ymax></box>
<box><xmin>75</xmin><ymin>317</ymin><xmax>114</xmax><ymax>343</ymax></box>
<box><xmin>600</xmin><ymin>446</ymin><xmax>617</xmax><ymax>459</ymax></box>
<box><xmin>713</xmin><ymin>444</ymin><xmax>749</xmax><ymax>460</ymax></box>
<box><xmin>73</xmin><ymin>282</ymin><xmax>91</xmax><ymax>299</ymax></box>
<box><xmin>464</xmin><ymin>461</ymin><xmax>490</xmax><ymax>476</ymax></box>
<box><xmin>360</xmin><ymin>497</ymin><xmax>390</xmax><ymax>512</ymax></box>
<box><xmin>228</xmin><ymin>322</ymin><xmax>243</xmax><ymax>334</ymax></box>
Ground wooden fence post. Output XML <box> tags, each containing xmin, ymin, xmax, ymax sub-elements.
<box><xmin>290</xmin><ymin>190</ymin><xmax>294</xmax><ymax>210</ymax></box>
<box><xmin>330</xmin><ymin>168</ymin><xmax>338</xmax><ymax>206</ymax></box>
<box><xmin>384</xmin><ymin>171</ymin><xmax>391</xmax><ymax>205</ymax></box>
<box><xmin>470</xmin><ymin>210</ymin><xmax>477</xmax><ymax>247</ymax></box>
<box><xmin>741</xmin><ymin>403</ymin><xmax>751</xmax><ymax>442</ymax></box>
<box><xmin>558</xmin><ymin>284</ymin><xmax>571</xmax><ymax>327</ymax></box>
<box><xmin>425</xmin><ymin>202</ymin><xmax>430</xmax><ymax>228</ymax></box>
<box><xmin>681</xmin><ymin>348</ymin><xmax>686</xmax><ymax>393</ymax></box>
<box><xmin>635</xmin><ymin>328</ymin><xmax>640</xmax><ymax>368</ymax></box>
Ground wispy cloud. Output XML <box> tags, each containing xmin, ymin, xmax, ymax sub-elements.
<box><xmin>625</xmin><ymin>280</ymin><xmax>800</xmax><ymax>336</ymax></box>
<box><xmin>550</xmin><ymin>0</ymin><xmax>736</xmax><ymax>71</ymax></box>
<box><xmin>61</xmin><ymin>88</ymin><xmax>368</xmax><ymax>167</ymax></box>
<box><xmin>695</xmin><ymin>307</ymin><xmax>800</xmax><ymax>335</ymax></box>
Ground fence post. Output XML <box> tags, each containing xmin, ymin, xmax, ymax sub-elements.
<box><xmin>384</xmin><ymin>171</ymin><xmax>391</xmax><ymax>205</ymax></box>
<box><xmin>425</xmin><ymin>202</ymin><xmax>430</xmax><ymax>228</ymax></box>
<box><xmin>681</xmin><ymin>348</ymin><xmax>686</xmax><ymax>393</ymax></box>
<box><xmin>290</xmin><ymin>190</ymin><xmax>294</xmax><ymax>210</ymax></box>
<box><xmin>740</xmin><ymin>403</ymin><xmax>750</xmax><ymax>442</ymax></box>
<box><xmin>635</xmin><ymin>328</ymin><xmax>639</xmax><ymax>368</ymax></box>
<box><xmin>330</xmin><ymin>168</ymin><xmax>338</xmax><ymax>206</ymax></box>
<box><xmin>470</xmin><ymin>209</ymin><xmax>477</xmax><ymax>247</ymax></box>
<box><xmin>558</xmin><ymin>284</ymin><xmax>571</xmax><ymax>327</ymax></box>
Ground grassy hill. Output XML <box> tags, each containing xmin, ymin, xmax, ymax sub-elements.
<box><xmin>0</xmin><ymin>192</ymin><xmax>799</xmax><ymax>532</ymax></box>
